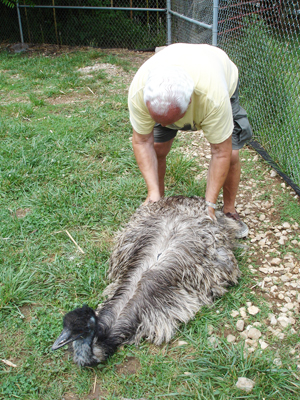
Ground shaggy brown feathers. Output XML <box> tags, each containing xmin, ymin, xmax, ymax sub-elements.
<box><xmin>52</xmin><ymin>196</ymin><xmax>241</xmax><ymax>366</ymax></box>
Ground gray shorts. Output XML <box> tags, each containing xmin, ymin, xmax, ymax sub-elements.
<box><xmin>153</xmin><ymin>81</ymin><xmax>253</xmax><ymax>150</ymax></box>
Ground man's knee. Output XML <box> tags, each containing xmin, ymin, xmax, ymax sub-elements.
<box><xmin>230</xmin><ymin>149</ymin><xmax>240</xmax><ymax>166</ymax></box>
<box><xmin>154</xmin><ymin>139</ymin><xmax>174</xmax><ymax>158</ymax></box>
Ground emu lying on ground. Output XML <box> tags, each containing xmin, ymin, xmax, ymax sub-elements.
<box><xmin>52</xmin><ymin>196</ymin><xmax>240</xmax><ymax>366</ymax></box>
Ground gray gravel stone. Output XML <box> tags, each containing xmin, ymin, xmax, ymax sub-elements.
<box><xmin>236</xmin><ymin>320</ymin><xmax>245</xmax><ymax>332</ymax></box>
<box><xmin>247</xmin><ymin>327</ymin><xmax>262</xmax><ymax>340</ymax></box>
<box><xmin>236</xmin><ymin>377</ymin><xmax>255</xmax><ymax>392</ymax></box>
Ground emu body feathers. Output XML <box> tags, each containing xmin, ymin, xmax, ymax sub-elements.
<box><xmin>52</xmin><ymin>196</ymin><xmax>240</xmax><ymax>366</ymax></box>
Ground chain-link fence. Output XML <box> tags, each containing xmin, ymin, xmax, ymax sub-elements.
<box><xmin>1</xmin><ymin>4</ymin><xmax>21</xmax><ymax>43</ymax></box>
<box><xmin>169</xmin><ymin>0</ymin><xmax>300</xmax><ymax>189</ymax></box>
<box><xmin>1</xmin><ymin>0</ymin><xmax>299</xmax><ymax>187</ymax></box>
<box><xmin>218</xmin><ymin>0</ymin><xmax>300</xmax><ymax>189</ymax></box>
<box><xmin>1</xmin><ymin>1</ymin><xmax>167</xmax><ymax>49</ymax></box>
<box><xmin>170</xmin><ymin>0</ymin><xmax>213</xmax><ymax>44</ymax></box>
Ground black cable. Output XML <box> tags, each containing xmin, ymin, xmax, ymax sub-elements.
<box><xmin>249</xmin><ymin>140</ymin><xmax>300</xmax><ymax>197</ymax></box>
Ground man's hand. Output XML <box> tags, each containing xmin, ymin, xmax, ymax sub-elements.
<box><xmin>143</xmin><ymin>194</ymin><xmax>161</xmax><ymax>205</ymax></box>
<box><xmin>207</xmin><ymin>205</ymin><xmax>217</xmax><ymax>221</ymax></box>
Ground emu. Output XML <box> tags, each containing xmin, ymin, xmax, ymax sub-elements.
<box><xmin>52</xmin><ymin>196</ymin><xmax>240</xmax><ymax>367</ymax></box>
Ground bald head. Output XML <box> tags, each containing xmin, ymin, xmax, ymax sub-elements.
<box><xmin>146</xmin><ymin>101</ymin><xmax>188</xmax><ymax>126</ymax></box>
<box><xmin>143</xmin><ymin>66</ymin><xmax>194</xmax><ymax>116</ymax></box>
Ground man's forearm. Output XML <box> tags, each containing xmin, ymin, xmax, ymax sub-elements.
<box><xmin>132</xmin><ymin>129</ymin><xmax>161</xmax><ymax>202</ymax></box>
<box><xmin>206</xmin><ymin>154</ymin><xmax>231</xmax><ymax>203</ymax></box>
<box><xmin>205</xmin><ymin>136</ymin><xmax>232</xmax><ymax>215</ymax></box>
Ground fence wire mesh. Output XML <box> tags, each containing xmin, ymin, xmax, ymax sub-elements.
<box><xmin>1</xmin><ymin>1</ymin><xmax>167</xmax><ymax>50</ymax></box>
<box><xmin>170</xmin><ymin>0</ymin><xmax>213</xmax><ymax>44</ymax></box>
<box><xmin>217</xmin><ymin>0</ymin><xmax>300</xmax><ymax>188</ymax></box>
<box><xmin>170</xmin><ymin>0</ymin><xmax>300</xmax><ymax>187</ymax></box>
<box><xmin>0</xmin><ymin>5</ymin><xmax>21</xmax><ymax>43</ymax></box>
<box><xmin>1</xmin><ymin>0</ymin><xmax>299</xmax><ymax>186</ymax></box>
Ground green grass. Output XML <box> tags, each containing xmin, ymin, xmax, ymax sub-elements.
<box><xmin>0</xmin><ymin>48</ymin><xmax>300</xmax><ymax>400</ymax></box>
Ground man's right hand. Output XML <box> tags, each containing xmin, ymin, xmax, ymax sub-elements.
<box><xmin>143</xmin><ymin>192</ymin><xmax>161</xmax><ymax>205</ymax></box>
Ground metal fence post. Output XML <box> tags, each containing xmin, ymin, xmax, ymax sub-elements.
<box><xmin>212</xmin><ymin>0</ymin><xmax>219</xmax><ymax>46</ymax></box>
<box><xmin>166</xmin><ymin>0</ymin><xmax>171</xmax><ymax>45</ymax></box>
<box><xmin>16</xmin><ymin>2</ymin><xmax>24</xmax><ymax>43</ymax></box>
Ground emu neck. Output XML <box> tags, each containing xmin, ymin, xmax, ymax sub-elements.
<box><xmin>72</xmin><ymin>332</ymin><xmax>96</xmax><ymax>367</ymax></box>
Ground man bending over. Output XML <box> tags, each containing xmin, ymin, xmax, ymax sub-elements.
<box><xmin>128</xmin><ymin>43</ymin><xmax>252</xmax><ymax>238</ymax></box>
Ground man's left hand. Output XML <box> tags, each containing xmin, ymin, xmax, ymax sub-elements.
<box><xmin>207</xmin><ymin>205</ymin><xmax>217</xmax><ymax>221</ymax></box>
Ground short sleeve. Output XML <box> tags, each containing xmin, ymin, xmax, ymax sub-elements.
<box><xmin>128</xmin><ymin>95</ymin><xmax>155</xmax><ymax>135</ymax></box>
<box><xmin>201</xmin><ymin>96</ymin><xmax>233</xmax><ymax>144</ymax></box>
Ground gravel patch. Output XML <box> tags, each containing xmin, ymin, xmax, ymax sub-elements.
<box><xmin>179</xmin><ymin>129</ymin><xmax>300</xmax><ymax>358</ymax></box>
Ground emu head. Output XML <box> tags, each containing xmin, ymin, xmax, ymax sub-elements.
<box><xmin>52</xmin><ymin>305</ymin><xmax>97</xmax><ymax>351</ymax></box>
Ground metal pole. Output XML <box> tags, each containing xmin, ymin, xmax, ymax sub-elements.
<box><xmin>168</xmin><ymin>10</ymin><xmax>212</xmax><ymax>30</ymax></box>
<box><xmin>166</xmin><ymin>0</ymin><xmax>171</xmax><ymax>45</ymax></box>
<box><xmin>18</xmin><ymin>5</ymin><xmax>166</xmax><ymax>11</ymax></box>
<box><xmin>52</xmin><ymin>0</ymin><xmax>59</xmax><ymax>46</ymax></box>
<box><xmin>212</xmin><ymin>0</ymin><xmax>219</xmax><ymax>46</ymax></box>
<box><xmin>17</xmin><ymin>2</ymin><xmax>24</xmax><ymax>44</ymax></box>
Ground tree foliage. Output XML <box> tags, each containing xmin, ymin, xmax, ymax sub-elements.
<box><xmin>1</xmin><ymin>0</ymin><xmax>34</xmax><ymax>7</ymax></box>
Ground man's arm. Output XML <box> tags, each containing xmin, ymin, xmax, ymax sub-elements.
<box><xmin>132</xmin><ymin>128</ymin><xmax>161</xmax><ymax>204</ymax></box>
<box><xmin>206</xmin><ymin>135</ymin><xmax>232</xmax><ymax>219</ymax></box>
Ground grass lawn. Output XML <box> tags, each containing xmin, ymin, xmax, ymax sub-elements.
<box><xmin>0</xmin><ymin>47</ymin><xmax>299</xmax><ymax>400</ymax></box>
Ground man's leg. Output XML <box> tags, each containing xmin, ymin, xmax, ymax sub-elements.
<box><xmin>222</xmin><ymin>149</ymin><xmax>240</xmax><ymax>214</ymax></box>
<box><xmin>224</xmin><ymin>81</ymin><xmax>252</xmax><ymax>238</ymax></box>
<box><xmin>222</xmin><ymin>148</ymin><xmax>249</xmax><ymax>238</ymax></box>
<box><xmin>154</xmin><ymin>138</ymin><xmax>174</xmax><ymax>197</ymax></box>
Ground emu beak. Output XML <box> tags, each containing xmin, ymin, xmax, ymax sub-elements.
<box><xmin>52</xmin><ymin>328</ymin><xmax>82</xmax><ymax>351</ymax></box>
